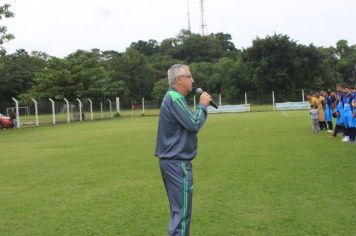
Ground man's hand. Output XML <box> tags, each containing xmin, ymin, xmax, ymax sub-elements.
<box><xmin>199</xmin><ymin>92</ymin><xmax>212</xmax><ymax>106</ymax></box>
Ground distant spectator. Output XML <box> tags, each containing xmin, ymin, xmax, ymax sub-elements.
<box><xmin>341</xmin><ymin>86</ymin><xmax>355</xmax><ymax>143</ymax></box>
<box><xmin>336</xmin><ymin>84</ymin><xmax>347</xmax><ymax>140</ymax></box>
<box><xmin>331</xmin><ymin>95</ymin><xmax>345</xmax><ymax>138</ymax></box>
<box><xmin>82</xmin><ymin>108</ymin><xmax>85</xmax><ymax>121</ymax></box>
<box><xmin>315</xmin><ymin>92</ymin><xmax>326</xmax><ymax>131</ymax></box>
<box><xmin>307</xmin><ymin>93</ymin><xmax>316</xmax><ymax>109</ymax></box>
<box><xmin>330</xmin><ymin>91</ymin><xmax>337</xmax><ymax>111</ymax></box>
<box><xmin>324</xmin><ymin>92</ymin><xmax>333</xmax><ymax>133</ymax></box>
<box><xmin>8</xmin><ymin>108</ymin><xmax>17</xmax><ymax>127</ymax></box>
<box><xmin>350</xmin><ymin>87</ymin><xmax>356</xmax><ymax>142</ymax></box>
<box><xmin>310</xmin><ymin>104</ymin><xmax>319</xmax><ymax>134</ymax></box>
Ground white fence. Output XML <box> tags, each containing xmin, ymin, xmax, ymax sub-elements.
<box><xmin>207</xmin><ymin>104</ymin><xmax>251</xmax><ymax>114</ymax></box>
<box><xmin>274</xmin><ymin>101</ymin><xmax>310</xmax><ymax>111</ymax></box>
<box><xmin>8</xmin><ymin>97</ymin><xmax>118</xmax><ymax>128</ymax></box>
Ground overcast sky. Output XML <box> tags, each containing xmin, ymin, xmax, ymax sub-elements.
<box><xmin>3</xmin><ymin>0</ymin><xmax>356</xmax><ymax>57</ymax></box>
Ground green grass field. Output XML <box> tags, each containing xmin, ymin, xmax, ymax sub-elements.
<box><xmin>1</xmin><ymin>111</ymin><xmax>355</xmax><ymax>235</ymax></box>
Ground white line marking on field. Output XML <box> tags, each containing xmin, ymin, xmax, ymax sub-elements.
<box><xmin>282</xmin><ymin>111</ymin><xmax>289</xmax><ymax>117</ymax></box>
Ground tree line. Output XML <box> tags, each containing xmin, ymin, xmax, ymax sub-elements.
<box><xmin>1</xmin><ymin>4</ymin><xmax>356</xmax><ymax>105</ymax></box>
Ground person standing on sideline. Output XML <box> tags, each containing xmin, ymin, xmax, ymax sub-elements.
<box><xmin>324</xmin><ymin>92</ymin><xmax>333</xmax><ymax>133</ymax></box>
<box><xmin>155</xmin><ymin>64</ymin><xmax>212</xmax><ymax>236</ymax></box>
<box><xmin>307</xmin><ymin>93</ymin><xmax>316</xmax><ymax>109</ymax></box>
<box><xmin>9</xmin><ymin>108</ymin><xmax>17</xmax><ymax>127</ymax></box>
<box><xmin>330</xmin><ymin>91</ymin><xmax>337</xmax><ymax>111</ymax></box>
<box><xmin>336</xmin><ymin>84</ymin><xmax>346</xmax><ymax>139</ymax></box>
<box><xmin>310</xmin><ymin>104</ymin><xmax>319</xmax><ymax>134</ymax></box>
<box><xmin>350</xmin><ymin>87</ymin><xmax>356</xmax><ymax>143</ymax></box>
<box><xmin>331</xmin><ymin>94</ymin><xmax>345</xmax><ymax>137</ymax></box>
<box><xmin>342</xmin><ymin>86</ymin><xmax>355</xmax><ymax>143</ymax></box>
<box><xmin>315</xmin><ymin>92</ymin><xmax>326</xmax><ymax>130</ymax></box>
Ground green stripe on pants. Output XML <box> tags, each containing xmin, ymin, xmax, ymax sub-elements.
<box><xmin>181</xmin><ymin>162</ymin><xmax>188</xmax><ymax>236</ymax></box>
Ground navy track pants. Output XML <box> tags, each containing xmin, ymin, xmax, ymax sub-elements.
<box><xmin>159</xmin><ymin>159</ymin><xmax>193</xmax><ymax>236</ymax></box>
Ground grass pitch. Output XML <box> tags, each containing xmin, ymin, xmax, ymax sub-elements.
<box><xmin>0</xmin><ymin>111</ymin><xmax>355</xmax><ymax>235</ymax></box>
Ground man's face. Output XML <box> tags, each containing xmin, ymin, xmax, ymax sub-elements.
<box><xmin>176</xmin><ymin>68</ymin><xmax>194</xmax><ymax>94</ymax></box>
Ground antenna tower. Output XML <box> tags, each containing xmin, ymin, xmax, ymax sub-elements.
<box><xmin>200</xmin><ymin>0</ymin><xmax>207</xmax><ymax>36</ymax></box>
<box><xmin>187</xmin><ymin>0</ymin><xmax>191</xmax><ymax>32</ymax></box>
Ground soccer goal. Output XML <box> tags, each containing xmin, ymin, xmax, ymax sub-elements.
<box><xmin>6</xmin><ymin>107</ymin><xmax>30</xmax><ymax>116</ymax></box>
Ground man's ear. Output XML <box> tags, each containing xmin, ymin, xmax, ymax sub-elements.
<box><xmin>176</xmin><ymin>77</ymin><xmax>182</xmax><ymax>85</ymax></box>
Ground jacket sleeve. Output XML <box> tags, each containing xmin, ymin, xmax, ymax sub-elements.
<box><xmin>170</xmin><ymin>97</ymin><xmax>208</xmax><ymax>133</ymax></box>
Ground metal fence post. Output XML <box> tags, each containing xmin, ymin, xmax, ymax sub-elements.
<box><xmin>76</xmin><ymin>98</ymin><xmax>82</xmax><ymax>122</ymax></box>
<box><xmin>48</xmin><ymin>98</ymin><xmax>56</xmax><ymax>125</ymax></box>
<box><xmin>31</xmin><ymin>98</ymin><xmax>39</xmax><ymax>126</ymax></box>
<box><xmin>88</xmin><ymin>98</ymin><xmax>93</xmax><ymax>120</ymax></box>
<box><xmin>11</xmin><ymin>97</ymin><xmax>20</xmax><ymax>128</ymax></box>
<box><xmin>64</xmin><ymin>98</ymin><xmax>70</xmax><ymax>123</ymax></box>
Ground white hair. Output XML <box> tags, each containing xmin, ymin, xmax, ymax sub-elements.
<box><xmin>167</xmin><ymin>64</ymin><xmax>188</xmax><ymax>87</ymax></box>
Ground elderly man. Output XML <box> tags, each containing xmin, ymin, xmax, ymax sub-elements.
<box><xmin>155</xmin><ymin>64</ymin><xmax>212</xmax><ymax>236</ymax></box>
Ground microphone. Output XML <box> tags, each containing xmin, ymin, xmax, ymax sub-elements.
<box><xmin>196</xmin><ymin>88</ymin><xmax>218</xmax><ymax>109</ymax></box>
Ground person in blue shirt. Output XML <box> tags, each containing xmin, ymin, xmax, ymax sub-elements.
<box><xmin>342</xmin><ymin>86</ymin><xmax>355</xmax><ymax>143</ymax></box>
<box><xmin>336</xmin><ymin>84</ymin><xmax>348</xmax><ymax>141</ymax></box>
<box><xmin>156</xmin><ymin>64</ymin><xmax>212</xmax><ymax>236</ymax></box>
<box><xmin>351</xmin><ymin>87</ymin><xmax>356</xmax><ymax>143</ymax></box>
<box><xmin>332</xmin><ymin>94</ymin><xmax>345</xmax><ymax>137</ymax></box>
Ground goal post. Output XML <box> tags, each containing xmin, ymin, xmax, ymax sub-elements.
<box><xmin>6</xmin><ymin>106</ymin><xmax>30</xmax><ymax>116</ymax></box>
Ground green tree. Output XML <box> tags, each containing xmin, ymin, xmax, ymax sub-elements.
<box><xmin>315</xmin><ymin>46</ymin><xmax>342</xmax><ymax>90</ymax></box>
<box><xmin>189</xmin><ymin>62</ymin><xmax>214</xmax><ymax>92</ymax></box>
<box><xmin>173</xmin><ymin>30</ymin><xmax>225</xmax><ymax>63</ymax></box>
<box><xmin>24</xmin><ymin>49</ymin><xmax>119</xmax><ymax>101</ymax></box>
<box><xmin>0</xmin><ymin>49</ymin><xmax>47</xmax><ymax>101</ymax></box>
<box><xmin>151</xmin><ymin>78</ymin><xmax>168</xmax><ymax>101</ymax></box>
<box><xmin>335</xmin><ymin>39</ymin><xmax>350</xmax><ymax>58</ymax></box>
<box><xmin>147</xmin><ymin>54</ymin><xmax>183</xmax><ymax>82</ymax></box>
<box><xmin>109</xmin><ymin>48</ymin><xmax>155</xmax><ymax>101</ymax></box>
<box><xmin>241</xmin><ymin>33</ymin><xmax>340</xmax><ymax>95</ymax></box>
<box><xmin>159</xmin><ymin>37</ymin><xmax>180</xmax><ymax>57</ymax></box>
<box><xmin>242</xmin><ymin>34</ymin><xmax>299</xmax><ymax>93</ymax></box>
<box><xmin>65</xmin><ymin>49</ymin><xmax>110</xmax><ymax>99</ymax></box>
<box><xmin>21</xmin><ymin>56</ymin><xmax>70</xmax><ymax>100</ymax></box>
<box><xmin>130</xmin><ymin>39</ymin><xmax>159</xmax><ymax>56</ymax></box>
<box><xmin>212</xmin><ymin>32</ymin><xmax>237</xmax><ymax>52</ymax></box>
<box><xmin>0</xmin><ymin>3</ymin><xmax>14</xmax><ymax>55</ymax></box>
<box><xmin>335</xmin><ymin>40</ymin><xmax>356</xmax><ymax>85</ymax></box>
<box><xmin>211</xmin><ymin>56</ymin><xmax>249</xmax><ymax>103</ymax></box>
